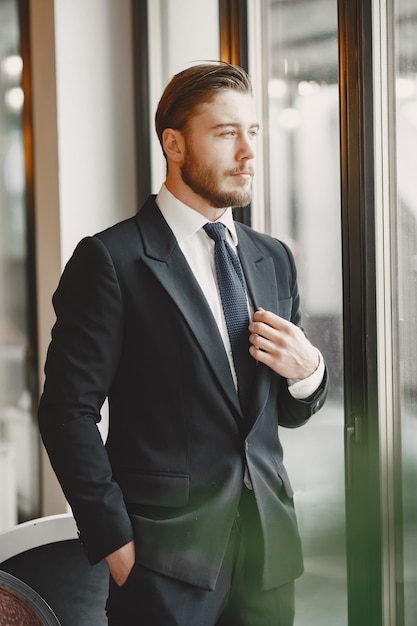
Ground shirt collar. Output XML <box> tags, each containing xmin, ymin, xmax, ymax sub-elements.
<box><xmin>156</xmin><ymin>184</ymin><xmax>239</xmax><ymax>246</ymax></box>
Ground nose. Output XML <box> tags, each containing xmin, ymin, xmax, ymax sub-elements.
<box><xmin>237</xmin><ymin>133</ymin><xmax>256</xmax><ymax>161</ymax></box>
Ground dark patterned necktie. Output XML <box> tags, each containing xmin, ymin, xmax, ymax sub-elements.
<box><xmin>203</xmin><ymin>222</ymin><xmax>254</xmax><ymax>414</ymax></box>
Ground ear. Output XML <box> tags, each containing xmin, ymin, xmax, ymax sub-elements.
<box><xmin>162</xmin><ymin>128</ymin><xmax>184</xmax><ymax>163</ymax></box>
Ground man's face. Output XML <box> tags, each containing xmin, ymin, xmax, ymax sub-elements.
<box><xmin>180</xmin><ymin>90</ymin><xmax>259</xmax><ymax>209</ymax></box>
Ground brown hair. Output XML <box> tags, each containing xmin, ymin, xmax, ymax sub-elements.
<box><xmin>155</xmin><ymin>62</ymin><xmax>253</xmax><ymax>153</ymax></box>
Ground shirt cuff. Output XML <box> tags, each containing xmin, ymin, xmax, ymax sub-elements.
<box><xmin>287</xmin><ymin>350</ymin><xmax>325</xmax><ymax>400</ymax></box>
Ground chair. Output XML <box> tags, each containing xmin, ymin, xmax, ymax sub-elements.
<box><xmin>0</xmin><ymin>570</ymin><xmax>60</xmax><ymax>625</ymax></box>
<box><xmin>0</xmin><ymin>514</ymin><xmax>109</xmax><ymax>625</ymax></box>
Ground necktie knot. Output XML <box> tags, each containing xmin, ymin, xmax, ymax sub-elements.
<box><xmin>203</xmin><ymin>221</ymin><xmax>227</xmax><ymax>243</ymax></box>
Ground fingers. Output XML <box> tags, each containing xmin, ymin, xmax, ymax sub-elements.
<box><xmin>251</xmin><ymin>307</ymin><xmax>289</xmax><ymax>330</ymax></box>
<box><xmin>249</xmin><ymin>341</ymin><xmax>278</xmax><ymax>371</ymax></box>
<box><xmin>248</xmin><ymin>308</ymin><xmax>292</xmax><ymax>351</ymax></box>
<box><xmin>248</xmin><ymin>308</ymin><xmax>319</xmax><ymax>379</ymax></box>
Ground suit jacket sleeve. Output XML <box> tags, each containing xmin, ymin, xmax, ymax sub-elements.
<box><xmin>38</xmin><ymin>236</ymin><xmax>133</xmax><ymax>565</ymax></box>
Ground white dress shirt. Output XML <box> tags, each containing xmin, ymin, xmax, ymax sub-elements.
<box><xmin>156</xmin><ymin>184</ymin><xmax>324</xmax><ymax>399</ymax></box>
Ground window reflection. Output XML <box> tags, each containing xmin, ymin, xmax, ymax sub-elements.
<box><xmin>0</xmin><ymin>0</ymin><xmax>39</xmax><ymax>529</ymax></box>
<box><xmin>249</xmin><ymin>1</ymin><xmax>346</xmax><ymax>623</ymax></box>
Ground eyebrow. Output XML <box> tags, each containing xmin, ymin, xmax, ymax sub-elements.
<box><xmin>211</xmin><ymin>122</ymin><xmax>260</xmax><ymax>131</ymax></box>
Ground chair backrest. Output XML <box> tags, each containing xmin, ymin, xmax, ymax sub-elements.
<box><xmin>0</xmin><ymin>513</ymin><xmax>77</xmax><ymax>562</ymax></box>
<box><xmin>0</xmin><ymin>514</ymin><xmax>108</xmax><ymax>626</ymax></box>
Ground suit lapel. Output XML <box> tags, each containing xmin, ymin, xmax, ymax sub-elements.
<box><xmin>235</xmin><ymin>223</ymin><xmax>278</xmax><ymax>312</ymax></box>
<box><xmin>135</xmin><ymin>199</ymin><xmax>242</xmax><ymax>418</ymax></box>
<box><xmin>235</xmin><ymin>224</ymin><xmax>278</xmax><ymax>426</ymax></box>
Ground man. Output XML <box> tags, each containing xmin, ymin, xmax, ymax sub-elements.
<box><xmin>39</xmin><ymin>63</ymin><xmax>327</xmax><ymax>625</ymax></box>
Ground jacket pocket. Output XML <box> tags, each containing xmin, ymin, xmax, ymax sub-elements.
<box><xmin>115</xmin><ymin>470</ymin><xmax>190</xmax><ymax>508</ymax></box>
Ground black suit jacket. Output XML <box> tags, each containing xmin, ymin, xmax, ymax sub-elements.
<box><xmin>39</xmin><ymin>196</ymin><xmax>328</xmax><ymax>591</ymax></box>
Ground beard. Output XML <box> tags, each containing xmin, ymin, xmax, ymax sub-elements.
<box><xmin>180</xmin><ymin>151</ymin><xmax>253</xmax><ymax>209</ymax></box>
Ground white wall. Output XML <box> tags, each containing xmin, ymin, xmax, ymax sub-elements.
<box><xmin>54</xmin><ymin>0</ymin><xmax>137</xmax><ymax>266</ymax></box>
<box><xmin>31</xmin><ymin>0</ymin><xmax>65</xmax><ymax>516</ymax></box>
<box><xmin>31</xmin><ymin>0</ymin><xmax>137</xmax><ymax>515</ymax></box>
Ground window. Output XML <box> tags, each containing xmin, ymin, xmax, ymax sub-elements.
<box><xmin>247</xmin><ymin>1</ymin><xmax>346</xmax><ymax>623</ymax></box>
<box><xmin>0</xmin><ymin>0</ymin><xmax>39</xmax><ymax>528</ymax></box>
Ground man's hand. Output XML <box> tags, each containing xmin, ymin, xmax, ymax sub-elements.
<box><xmin>249</xmin><ymin>308</ymin><xmax>319</xmax><ymax>380</ymax></box>
<box><xmin>106</xmin><ymin>540</ymin><xmax>136</xmax><ymax>587</ymax></box>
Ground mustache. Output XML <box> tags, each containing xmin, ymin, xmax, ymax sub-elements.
<box><xmin>228</xmin><ymin>166</ymin><xmax>255</xmax><ymax>176</ymax></box>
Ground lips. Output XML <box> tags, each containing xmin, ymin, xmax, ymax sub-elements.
<box><xmin>229</xmin><ymin>167</ymin><xmax>254</xmax><ymax>176</ymax></box>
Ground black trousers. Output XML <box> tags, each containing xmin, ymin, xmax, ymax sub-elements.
<box><xmin>106</xmin><ymin>490</ymin><xmax>295</xmax><ymax>626</ymax></box>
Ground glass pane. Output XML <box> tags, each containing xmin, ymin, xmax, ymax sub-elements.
<box><xmin>395</xmin><ymin>0</ymin><xmax>417</xmax><ymax>623</ymax></box>
<box><xmin>0</xmin><ymin>0</ymin><xmax>39</xmax><ymax>528</ymax></box>
<box><xmin>249</xmin><ymin>1</ymin><xmax>346</xmax><ymax>624</ymax></box>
